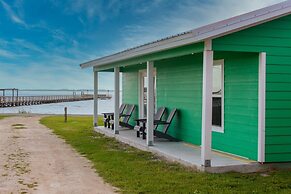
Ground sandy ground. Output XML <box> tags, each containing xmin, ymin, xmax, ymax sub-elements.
<box><xmin>0</xmin><ymin>116</ymin><xmax>116</xmax><ymax>194</ymax></box>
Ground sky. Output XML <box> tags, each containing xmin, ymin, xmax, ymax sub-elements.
<box><xmin>0</xmin><ymin>0</ymin><xmax>285</xmax><ymax>90</ymax></box>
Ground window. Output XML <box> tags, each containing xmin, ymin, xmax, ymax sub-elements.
<box><xmin>212</xmin><ymin>60</ymin><xmax>224</xmax><ymax>133</ymax></box>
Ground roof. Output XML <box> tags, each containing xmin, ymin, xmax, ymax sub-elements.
<box><xmin>81</xmin><ymin>0</ymin><xmax>291</xmax><ymax>69</ymax></box>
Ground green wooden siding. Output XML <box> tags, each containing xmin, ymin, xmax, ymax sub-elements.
<box><xmin>121</xmin><ymin>52</ymin><xmax>259</xmax><ymax>160</ymax></box>
<box><xmin>155</xmin><ymin>54</ymin><xmax>203</xmax><ymax>144</ymax></box>
<box><xmin>213</xmin><ymin>14</ymin><xmax>291</xmax><ymax>162</ymax></box>
<box><xmin>122</xmin><ymin>66</ymin><xmax>141</xmax><ymax>126</ymax></box>
<box><xmin>156</xmin><ymin>52</ymin><xmax>258</xmax><ymax>160</ymax></box>
<box><xmin>213</xmin><ymin>52</ymin><xmax>258</xmax><ymax>160</ymax></box>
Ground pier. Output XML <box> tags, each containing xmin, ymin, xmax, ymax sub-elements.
<box><xmin>0</xmin><ymin>89</ymin><xmax>111</xmax><ymax>108</ymax></box>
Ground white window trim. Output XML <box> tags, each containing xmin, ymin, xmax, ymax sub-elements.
<box><xmin>212</xmin><ymin>59</ymin><xmax>224</xmax><ymax>133</ymax></box>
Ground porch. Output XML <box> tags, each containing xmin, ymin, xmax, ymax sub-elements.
<box><xmin>94</xmin><ymin>126</ymin><xmax>263</xmax><ymax>173</ymax></box>
<box><xmin>90</xmin><ymin>37</ymin><xmax>268</xmax><ymax>172</ymax></box>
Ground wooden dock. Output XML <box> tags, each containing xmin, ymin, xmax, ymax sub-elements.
<box><xmin>0</xmin><ymin>94</ymin><xmax>111</xmax><ymax>108</ymax></box>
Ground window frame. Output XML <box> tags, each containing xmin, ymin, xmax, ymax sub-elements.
<box><xmin>212</xmin><ymin>59</ymin><xmax>224</xmax><ymax>133</ymax></box>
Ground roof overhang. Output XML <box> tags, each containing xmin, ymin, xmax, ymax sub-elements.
<box><xmin>80</xmin><ymin>0</ymin><xmax>291</xmax><ymax>69</ymax></box>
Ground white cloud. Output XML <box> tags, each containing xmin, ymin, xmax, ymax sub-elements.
<box><xmin>58</xmin><ymin>0</ymin><xmax>122</xmax><ymax>22</ymax></box>
<box><xmin>0</xmin><ymin>59</ymin><xmax>92</xmax><ymax>89</ymax></box>
<box><xmin>134</xmin><ymin>0</ymin><xmax>166</xmax><ymax>14</ymax></box>
<box><xmin>0</xmin><ymin>38</ymin><xmax>45</xmax><ymax>59</ymax></box>
<box><xmin>0</xmin><ymin>0</ymin><xmax>73</xmax><ymax>45</ymax></box>
<box><xmin>0</xmin><ymin>60</ymin><xmax>114</xmax><ymax>90</ymax></box>
<box><xmin>0</xmin><ymin>36</ymin><xmax>112</xmax><ymax>89</ymax></box>
<box><xmin>117</xmin><ymin>0</ymin><xmax>286</xmax><ymax>50</ymax></box>
<box><xmin>0</xmin><ymin>48</ymin><xmax>28</xmax><ymax>58</ymax></box>
<box><xmin>53</xmin><ymin>0</ymin><xmax>168</xmax><ymax>22</ymax></box>
<box><xmin>0</xmin><ymin>49</ymin><xmax>17</xmax><ymax>58</ymax></box>
<box><xmin>0</xmin><ymin>0</ymin><xmax>286</xmax><ymax>90</ymax></box>
<box><xmin>0</xmin><ymin>0</ymin><xmax>27</xmax><ymax>27</ymax></box>
<box><xmin>13</xmin><ymin>39</ymin><xmax>45</xmax><ymax>53</ymax></box>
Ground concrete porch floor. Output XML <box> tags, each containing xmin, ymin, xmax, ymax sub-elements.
<box><xmin>94</xmin><ymin>126</ymin><xmax>265</xmax><ymax>173</ymax></box>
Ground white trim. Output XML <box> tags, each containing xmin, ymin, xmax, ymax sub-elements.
<box><xmin>258</xmin><ymin>52</ymin><xmax>266</xmax><ymax>163</ymax></box>
<box><xmin>114</xmin><ymin>67</ymin><xmax>120</xmax><ymax>134</ymax></box>
<box><xmin>81</xmin><ymin>1</ymin><xmax>291</xmax><ymax>69</ymax></box>
<box><xmin>93</xmin><ymin>71</ymin><xmax>98</xmax><ymax>126</ymax></box>
<box><xmin>201</xmin><ymin>40</ymin><xmax>213</xmax><ymax>167</ymax></box>
<box><xmin>212</xmin><ymin>59</ymin><xmax>224</xmax><ymax>133</ymax></box>
<box><xmin>138</xmin><ymin>71</ymin><xmax>144</xmax><ymax>118</ymax></box>
<box><xmin>146</xmin><ymin>61</ymin><xmax>154</xmax><ymax>146</ymax></box>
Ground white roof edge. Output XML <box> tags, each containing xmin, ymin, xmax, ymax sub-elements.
<box><xmin>80</xmin><ymin>0</ymin><xmax>291</xmax><ymax>69</ymax></box>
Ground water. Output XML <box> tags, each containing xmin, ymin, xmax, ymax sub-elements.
<box><xmin>0</xmin><ymin>91</ymin><xmax>117</xmax><ymax>115</ymax></box>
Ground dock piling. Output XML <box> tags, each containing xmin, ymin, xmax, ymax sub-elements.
<box><xmin>64</xmin><ymin>107</ymin><xmax>68</xmax><ymax>122</ymax></box>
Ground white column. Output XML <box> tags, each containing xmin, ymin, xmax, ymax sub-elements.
<box><xmin>258</xmin><ymin>52</ymin><xmax>266</xmax><ymax>163</ymax></box>
<box><xmin>201</xmin><ymin>40</ymin><xmax>213</xmax><ymax>167</ymax></box>
<box><xmin>147</xmin><ymin>61</ymin><xmax>154</xmax><ymax>146</ymax></box>
<box><xmin>138</xmin><ymin>72</ymin><xmax>144</xmax><ymax>118</ymax></box>
<box><xmin>93</xmin><ymin>71</ymin><xmax>98</xmax><ymax>127</ymax></box>
<box><xmin>114</xmin><ymin>67</ymin><xmax>120</xmax><ymax>134</ymax></box>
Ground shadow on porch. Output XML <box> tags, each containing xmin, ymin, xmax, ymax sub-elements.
<box><xmin>94</xmin><ymin>126</ymin><xmax>264</xmax><ymax>173</ymax></box>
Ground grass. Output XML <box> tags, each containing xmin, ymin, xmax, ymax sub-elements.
<box><xmin>40</xmin><ymin>116</ymin><xmax>291</xmax><ymax>194</ymax></box>
<box><xmin>0</xmin><ymin>115</ymin><xmax>8</xmax><ymax>120</ymax></box>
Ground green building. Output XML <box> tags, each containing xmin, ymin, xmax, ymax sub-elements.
<box><xmin>81</xmin><ymin>1</ymin><xmax>291</xmax><ymax>168</ymax></box>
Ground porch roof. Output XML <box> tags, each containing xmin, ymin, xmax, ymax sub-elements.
<box><xmin>80</xmin><ymin>1</ymin><xmax>291</xmax><ymax>70</ymax></box>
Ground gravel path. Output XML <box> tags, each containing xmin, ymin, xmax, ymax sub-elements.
<box><xmin>0</xmin><ymin>116</ymin><xmax>116</xmax><ymax>194</ymax></box>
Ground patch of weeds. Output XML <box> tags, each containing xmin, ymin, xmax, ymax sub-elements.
<box><xmin>12</xmin><ymin>124</ymin><xmax>26</xmax><ymax>129</ymax></box>
<box><xmin>14</xmin><ymin>162</ymin><xmax>31</xmax><ymax>174</ymax></box>
<box><xmin>12</xmin><ymin>124</ymin><xmax>25</xmax><ymax>127</ymax></box>
<box><xmin>3</xmin><ymin>164</ymin><xmax>9</xmax><ymax>169</ymax></box>
<box><xmin>18</xmin><ymin>179</ymin><xmax>38</xmax><ymax>189</ymax></box>
<box><xmin>14</xmin><ymin>126</ymin><xmax>27</xmax><ymax>129</ymax></box>
<box><xmin>26</xmin><ymin>182</ymin><xmax>38</xmax><ymax>189</ymax></box>
<box><xmin>20</xmin><ymin>187</ymin><xmax>29</xmax><ymax>194</ymax></box>
<box><xmin>6</xmin><ymin>149</ymin><xmax>31</xmax><ymax>177</ymax></box>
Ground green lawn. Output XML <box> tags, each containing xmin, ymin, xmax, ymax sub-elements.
<box><xmin>40</xmin><ymin>116</ymin><xmax>291</xmax><ymax>194</ymax></box>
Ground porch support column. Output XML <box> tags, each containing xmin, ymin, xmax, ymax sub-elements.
<box><xmin>258</xmin><ymin>52</ymin><xmax>266</xmax><ymax>163</ymax></box>
<box><xmin>146</xmin><ymin>61</ymin><xmax>154</xmax><ymax>146</ymax></box>
<box><xmin>201</xmin><ymin>39</ymin><xmax>213</xmax><ymax>167</ymax></box>
<box><xmin>114</xmin><ymin>67</ymin><xmax>120</xmax><ymax>134</ymax></box>
<box><xmin>93</xmin><ymin>71</ymin><xmax>98</xmax><ymax>127</ymax></box>
<box><xmin>138</xmin><ymin>71</ymin><xmax>144</xmax><ymax>118</ymax></box>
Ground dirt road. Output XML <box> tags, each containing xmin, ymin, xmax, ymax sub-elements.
<box><xmin>0</xmin><ymin>116</ymin><xmax>116</xmax><ymax>194</ymax></box>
